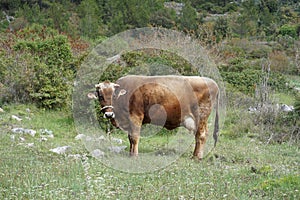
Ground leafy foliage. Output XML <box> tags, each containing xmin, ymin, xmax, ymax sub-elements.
<box><xmin>279</xmin><ymin>24</ymin><xmax>298</xmax><ymax>38</ymax></box>
<box><xmin>220</xmin><ymin>59</ymin><xmax>287</xmax><ymax>95</ymax></box>
<box><xmin>0</xmin><ymin>25</ymin><xmax>76</xmax><ymax>109</ymax></box>
<box><xmin>0</xmin><ymin>1</ymin><xmax>299</xmax><ymax>115</ymax></box>
<box><xmin>98</xmin><ymin>49</ymin><xmax>198</xmax><ymax>82</ymax></box>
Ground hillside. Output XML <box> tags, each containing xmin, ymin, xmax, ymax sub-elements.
<box><xmin>0</xmin><ymin>1</ymin><xmax>300</xmax><ymax>199</ymax></box>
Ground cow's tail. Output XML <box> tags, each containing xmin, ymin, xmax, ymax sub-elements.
<box><xmin>213</xmin><ymin>91</ymin><xmax>219</xmax><ymax>147</ymax></box>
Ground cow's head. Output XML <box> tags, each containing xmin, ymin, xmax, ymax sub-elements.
<box><xmin>88</xmin><ymin>81</ymin><xmax>126</xmax><ymax>119</ymax></box>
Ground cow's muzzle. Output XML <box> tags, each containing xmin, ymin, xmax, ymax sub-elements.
<box><xmin>104</xmin><ymin>111</ymin><xmax>115</xmax><ymax>119</ymax></box>
<box><xmin>101</xmin><ymin>105</ymin><xmax>115</xmax><ymax>119</ymax></box>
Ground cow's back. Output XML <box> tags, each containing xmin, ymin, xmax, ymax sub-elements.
<box><xmin>113</xmin><ymin>75</ymin><xmax>218</xmax><ymax>131</ymax></box>
<box><xmin>184</xmin><ymin>76</ymin><xmax>219</xmax><ymax>104</ymax></box>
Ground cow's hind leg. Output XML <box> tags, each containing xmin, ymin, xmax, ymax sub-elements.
<box><xmin>193</xmin><ymin>120</ymin><xmax>208</xmax><ymax>160</ymax></box>
<box><xmin>128</xmin><ymin>125</ymin><xmax>141</xmax><ymax>157</ymax></box>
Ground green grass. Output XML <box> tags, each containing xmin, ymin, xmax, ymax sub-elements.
<box><xmin>288</xmin><ymin>75</ymin><xmax>300</xmax><ymax>88</ymax></box>
<box><xmin>0</xmin><ymin>104</ymin><xmax>299</xmax><ymax>199</ymax></box>
<box><xmin>272</xmin><ymin>92</ymin><xmax>296</xmax><ymax>105</ymax></box>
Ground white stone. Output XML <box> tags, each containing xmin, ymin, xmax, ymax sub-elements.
<box><xmin>11</xmin><ymin>128</ymin><xmax>36</xmax><ymax>137</ymax></box>
<box><xmin>40</xmin><ymin>129</ymin><xmax>54</xmax><ymax>138</ymax></box>
<box><xmin>50</xmin><ymin>146</ymin><xmax>71</xmax><ymax>154</ymax></box>
<box><xmin>40</xmin><ymin>137</ymin><xmax>48</xmax><ymax>142</ymax></box>
<box><xmin>11</xmin><ymin>115</ymin><xmax>22</xmax><ymax>121</ymax></box>
<box><xmin>75</xmin><ymin>134</ymin><xmax>86</xmax><ymax>140</ymax></box>
<box><xmin>68</xmin><ymin>154</ymin><xmax>82</xmax><ymax>160</ymax></box>
<box><xmin>112</xmin><ymin>137</ymin><xmax>123</xmax><ymax>144</ymax></box>
<box><xmin>281</xmin><ymin>104</ymin><xmax>294</xmax><ymax>112</ymax></box>
<box><xmin>108</xmin><ymin>146</ymin><xmax>127</xmax><ymax>153</ymax></box>
<box><xmin>26</xmin><ymin>143</ymin><xmax>34</xmax><ymax>147</ymax></box>
<box><xmin>91</xmin><ymin>149</ymin><xmax>105</xmax><ymax>158</ymax></box>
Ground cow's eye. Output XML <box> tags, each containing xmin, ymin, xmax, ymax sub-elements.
<box><xmin>99</xmin><ymin>95</ymin><xmax>104</xmax><ymax>101</ymax></box>
<box><xmin>96</xmin><ymin>90</ymin><xmax>104</xmax><ymax>101</ymax></box>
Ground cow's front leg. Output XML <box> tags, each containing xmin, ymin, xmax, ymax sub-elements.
<box><xmin>128</xmin><ymin>124</ymin><xmax>141</xmax><ymax>157</ymax></box>
<box><xmin>128</xmin><ymin>133</ymin><xmax>140</xmax><ymax>157</ymax></box>
<box><xmin>193</xmin><ymin>120</ymin><xmax>208</xmax><ymax>160</ymax></box>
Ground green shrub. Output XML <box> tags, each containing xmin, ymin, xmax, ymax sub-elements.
<box><xmin>99</xmin><ymin>49</ymin><xmax>198</xmax><ymax>82</ymax></box>
<box><xmin>249</xmin><ymin>48</ymin><xmax>270</xmax><ymax>59</ymax></box>
<box><xmin>268</xmin><ymin>51</ymin><xmax>293</xmax><ymax>74</ymax></box>
<box><xmin>279</xmin><ymin>24</ymin><xmax>298</xmax><ymax>38</ymax></box>
<box><xmin>0</xmin><ymin>25</ymin><xmax>75</xmax><ymax>109</ymax></box>
<box><xmin>198</xmin><ymin>2</ymin><xmax>224</xmax><ymax>14</ymax></box>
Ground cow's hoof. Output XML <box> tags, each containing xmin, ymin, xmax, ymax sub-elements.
<box><xmin>192</xmin><ymin>155</ymin><xmax>202</xmax><ymax>162</ymax></box>
<box><xmin>129</xmin><ymin>153</ymin><xmax>138</xmax><ymax>158</ymax></box>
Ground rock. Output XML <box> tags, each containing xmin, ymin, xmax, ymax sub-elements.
<box><xmin>108</xmin><ymin>146</ymin><xmax>127</xmax><ymax>153</ymax></box>
<box><xmin>91</xmin><ymin>149</ymin><xmax>105</xmax><ymax>158</ymax></box>
<box><xmin>11</xmin><ymin>115</ymin><xmax>22</xmax><ymax>121</ymax></box>
<box><xmin>17</xmin><ymin>142</ymin><xmax>34</xmax><ymax>148</ymax></box>
<box><xmin>98</xmin><ymin>135</ymin><xmax>106</xmax><ymax>140</ymax></box>
<box><xmin>40</xmin><ymin>129</ymin><xmax>53</xmax><ymax>135</ymax></box>
<box><xmin>50</xmin><ymin>146</ymin><xmax>71</xmax><ymax>154</ymax></box>
<box><xmin>75</xmin><ymin>134</ymin><xmax>86</xmax><ymax>140</ymax></box>
<box><xmin>68</xmin><ymin>154</ymin><xmax>82</xmax><ymax>160</ymax></box>
<box><xmin>281</xmin><ymin>104</ymin><xmax>294</xmax><ymax>112</ymax></box>
<box><xmin>11</xmin><ymin>128</ymin><xmax>36</xmax><ymax>137</ymax></box>
<box><xmin>40</xmin><ymin>129</ymin><xmax>54</xmax><ymax>138</ymax></box>
<box><xmin>112</xmin><ymin>137</ymin><xmax>123</xmax><ymax>144</ymax></box>
<box><xmin>10</xmin><ymin>135</ymin><xmax>15</xmax><ymax>141</ymax></box>
<box><xmin>84</xmin><ymin>135</ymin><xmax>94</xmax><ymax>142</ymax></box>
<box><xmin>248</xmin><ymin>106</ymin><xmax>257</xmax><ymax>113</ymax></box>
<box><xmin>106</xmin><ymin>54</ymin><xmax>121</xmax><ymax>63</ymax></box>
<box><xmin>39</xmin><ymin>137</ymin><xmax>48</xmax><ymax>142</ymax></box>
<box><xmin>26</xmin><ymin>143</ymin><xmax>34</xmax><ymax>148</ymax></box>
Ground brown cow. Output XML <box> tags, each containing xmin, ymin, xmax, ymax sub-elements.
<box><xmin>88</xmin><ymin>75</ymin><xmax>219</xmax><ymax>160</ymax></box>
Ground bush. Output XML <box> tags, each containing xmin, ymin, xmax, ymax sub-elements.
<box><xmin>223</xmin><ymin>87</ymin><xmax>299</xmax><ymax>144</ymax></box>
<box><xmin>198</xmin><ymin>2</ymin><xmax>224</xmax><ymax>14</ymax></box>
<box><xmin>221</xmin><ymin>69</ymin><xmax>287</xmax><ymax>95</ymax></box>
<box><xmin>101</xmin><ymin>49</ymin><xmax>198</xmax><ymax>80</ymax></box>
<box><xmin>268</xmin><ymin>51</ymin><xmax>292</xmax><ymax>74</ymax></box>
<box><xmin>18</xmin><ymin>36</ymin><xmax>74</xmax><ymax>109</ymax></box>
<box><xmin>0</xmin><ymin>25</ymin><xmax>75</xmax><ymax>109</ymax></box>
<box><xmin>253</xmin><ymin>108</ymin><xmax>300</xmax><ymax>144</ymax></box>
<box><xmin>279</xmin><ymin>24</ymin><xmax>298</xmax><ymax>38</ymax></box>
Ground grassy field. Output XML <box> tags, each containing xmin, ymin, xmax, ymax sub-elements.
<box><xmin>0</xmin><ymin>104</ymin><xmax>299</xmax><ymax>199</ymax></box>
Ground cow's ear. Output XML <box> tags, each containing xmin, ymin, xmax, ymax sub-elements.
<box><xmin>117</xmin><ymin>89</ymin><xmax>127</xmax><ymax>99</ymax></box>
<box><xmin>87</xmin><ymin>92</ymin><xmax>97</xmax><ymax>99</ymax></box>
<box><xmin>113</xmin><ymin>84</ymin><xmax>120</xmax><ymax>88</ymax></box>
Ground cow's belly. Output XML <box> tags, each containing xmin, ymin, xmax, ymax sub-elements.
<box><xmin>142</xmin><ymin>103</ymin><xmax>183</xmax><ymax>130</ymax></box>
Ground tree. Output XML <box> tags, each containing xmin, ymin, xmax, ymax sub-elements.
<box><xmin>232</xmin><ymin>0</ymin><xmax>259</xmax><ymax>37</ymax></box>
<box><xmin>78</xmin><ymin>0</ymin><xmax>102</xmax><ymax>39</ymax></box>
<box><xmin>108</xmin><ymin>10</ymin><xmax>126</xmax><ymax>35</ymax></box>
<box><xmin>149</xmin><ymin>9</ymin><xmax>176</xmax><ymax>29</ymax></box>
<box><xmin>179</xmin><ymin>1</ymin><xmax>198</xmax><ymax>32</ymax></box>
<box><xmin>213</xmin><ymin>17</ymin><xmax>230</xmax><ymax>42</ymax></box>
